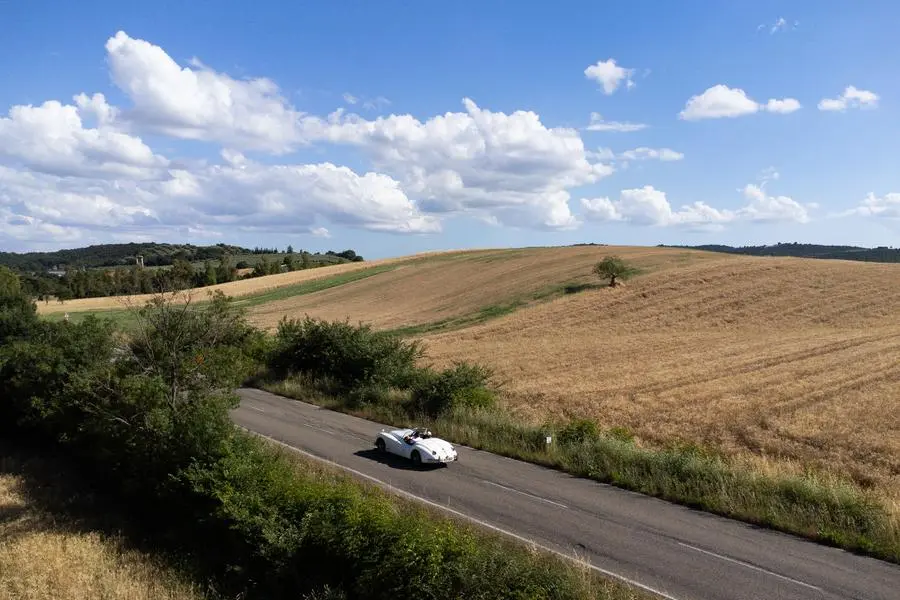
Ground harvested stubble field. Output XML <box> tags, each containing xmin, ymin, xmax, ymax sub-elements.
<box><xmin>35</xmin><ymin>249</ymin><xmax>463</xmax><ymax>316</ymax></box>
<box><xmin>246</xmin><ymin>245</ymin><xmax>723</xmax><ymax>332</ymax></box>
<box><xmin>0</xmin><ymin>453</ymin><xmax>202</xmax><ymax>600</ymax></box>
<box><xmin>33</xmin><ymin>245</ymin><xmax>900</xmax><ymax>510</ymax></box>
<box><xmin>419</xmin><ymin>254</ymin><xmax>900</xmax><ymax>506</ymax></box>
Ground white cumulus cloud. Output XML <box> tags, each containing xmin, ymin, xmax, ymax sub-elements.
<box><xmin>817</xmin><ymin>86</ymin><xmax>879</xmax><ymax>112</ymax></box>
<box><xmin>679</xmin><ymin>85</ymin><xmax>801</xmax><ymax>120</ymax></box>
<box><xmin>765</xmin><ymin>98</ymin><xmax>802</xmax><ymax>114</ymax></box>
<box><xmin>737</xmin><ymin>184</ymin><xmax>810</xmax><ymax>223</ymax></box>
<box><xmin>0</xmin><ymin>95</ymin><xmax>169</xmax><ymax>179</ymax></box>
<box><xmin>581</xmin><ymin>182</ymin><xmax>811</xmax><ymax>228</ymax></box>
<box><xmin>584</xmin><ymin>59</ymin><xmax>636</xmax><ymax>95</ymax></box>
<box><xmin>844</xmin><ymin>193</ymin><xmax>900</xmax><ymax>219</ymax></box>
<box><xmin>307</xmin><ymin>98</ymin><xmax>613</xmax><ymax>230</ymax></box>
<box><xmin>581</xmin><ymin>186</ymin><xmax>733</xmax><ymax>228</ymax></box>
<box><xmin>105</xmin><ymin>30</ymin><xmax>314</xmax><ymax>153</ymax></box>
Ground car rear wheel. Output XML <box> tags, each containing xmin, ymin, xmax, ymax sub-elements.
<box><xmin>375</xmin><ymin>438</ymin><xmax>386</xmax><ymax>452</ymax></box>
<box><xmin>410</xmin><ymin>450</ymin><xmax>422</xmax><ymax>466</ymax></box>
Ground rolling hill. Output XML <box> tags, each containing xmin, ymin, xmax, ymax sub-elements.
<box><xmin>35</xmin><ymin>245</ymin><xmax>900</xmax><ymax>504</ymax></box>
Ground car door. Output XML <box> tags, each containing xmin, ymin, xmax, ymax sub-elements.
<box><xmin>384</xmin><ymin>432</ymin><xmax>408</xmax><ymax>457</ymax></box>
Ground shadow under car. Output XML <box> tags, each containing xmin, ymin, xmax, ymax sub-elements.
<box><xmin>353</xmin><ymin>448</ymin><xmax>449</xmax><ymax>471</ymax></box>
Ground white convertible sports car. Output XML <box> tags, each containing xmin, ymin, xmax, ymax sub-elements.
<box><xmin>374</xmin><ymin>427</ymin><xmax>458</xmax><ymax>466</ymax></box>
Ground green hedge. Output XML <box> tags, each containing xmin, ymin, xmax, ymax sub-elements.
<box><xmin>2</xmin><ymin>283</ymin><xmax>640</xmax><ymax>599</ymax></box>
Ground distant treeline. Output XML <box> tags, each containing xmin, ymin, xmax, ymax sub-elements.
<box><xmin>0</xmin><ymin>242</ymin><xmax>364</xmax><ymax>272</ymax></box>
<box><xmin>1</xmin><ymin>242</ymin><xmax>365</xmax><ymax>301</ymax></box>
<box><xmin>659</xmin><ymin>242</ymin><xmax>900</xmax><ymax>263</ymax></box>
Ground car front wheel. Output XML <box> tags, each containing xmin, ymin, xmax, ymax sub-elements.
<box><xmin>375</xmin><ymin>438</ymin><xmax>386</xmax><ymax>452</ymax></box>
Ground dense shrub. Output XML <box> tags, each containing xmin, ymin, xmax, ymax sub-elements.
<box><xmin>0</xmin><ymin>265</ymin><xmax>39</xmax><ymax>342</ymax></box>
<box><xmin>0</xmin><ymin>315</ymin><xmax>117</xmax><ymax>437</ymax></box>
<box><xmin>1</xmin><ymin>279</ymin><xmax>612</xmax><ymax>599</ymax></box>
<box><xmin>411</xmin><ymin>361</ymin><xmax>497</xmax><ymax>416</ymax></box>
<box><xmin>557</xmin><ymin>419</ymin><xmax>600</xmax><ymax>446</ymax></box>
<box><xmin>269</xmin><ymin>317</ymin><xmax>423</xmax><ymax>391</ymax></box>
<box><xmin>182</xmin><ymin>431</ymin><xmax>599</xmax><ymax>599</ymax></box>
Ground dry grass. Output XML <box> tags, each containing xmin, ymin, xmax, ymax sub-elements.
<box><xmin>0</xmin><ymin>454</ymin><xmax>203</xmax><ymax>600</ymax></box>
<box><xmin>35</xmin><ymin>249</ymin><xmax>466</xmax><ymax>316</ymax></box>
<box><xmin>247</xmin><ymin>245</ymin><xmax>723</xmax><ymax>331</ymax></box>
<box><xmin>420</xmin><ymin>255</ymin><xmax>900</xmax><ymax>500</ymax></box>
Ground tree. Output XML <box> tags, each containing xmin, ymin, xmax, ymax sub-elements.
<box><xmin>170</xmin><ymin>259</ymin><xmax>196</xmax><ymax>289</ymax></box>
<box><xmin>0</xmin><ymin>266</ymin><xmax>39</xmax><ymax>342</ymax></box>
<box><xmin>593</xmin><ymin>256</ymin><xmax>636</xmax><ymax>287</ymax></box>
<box><xmin>286</xmin><ymin>244</ymin><xmax>294</xmax><ymax>254</ymax></box>
<box><xmin>204</xmin><ymin>261</ymin><xmax>218</xmax><ymax>286</ymax></box>
<box><xmin>217</xmin><ymin>254</ymin><xmax>237</xmax><ymax>283</ymax></box>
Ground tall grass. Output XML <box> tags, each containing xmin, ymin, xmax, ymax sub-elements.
<box><xmin>258</xmin><ymin>375</ymin><xmax>900</xmax><ymax>565</ymax></box>
<box><xmin>0</xmin><ymin>446</ymin><xmax>206</xmax><ymax>600</ymax></box>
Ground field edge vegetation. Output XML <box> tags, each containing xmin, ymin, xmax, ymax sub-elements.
<box><xmin>254</xmin><ymin>311</ymin><xmax>900</xmax><ymax>565</ymax></box>
<box><xmin>0</xmin><ymin>266</ymin><xmax>648</xmax><ymax>600</ymax></box>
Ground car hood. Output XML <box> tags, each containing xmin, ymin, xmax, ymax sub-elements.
<box><xmin>414</xmin><ymin>437</ymin><xmax>455</xmax><ymax>455</ymax></box>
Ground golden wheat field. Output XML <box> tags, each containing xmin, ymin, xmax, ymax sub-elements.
<box><xmin>247</xmin><ymin>245</ymin><xmax>725</xmax><ymax>331</ymax></box>
<box><xmin>240</xmin><ymin>245</ymin><xmax>900</xmax><ymax>493</ymax></box>
<box><xmin>419</xmin><ymin>254</ymin><xmax>900</xmax><ymax>493</ymax></box>
<box><xmin>0</xmin><ymin>457</ymin><xmax>202</xmax><ymax>600</ymax></box>
<box><xmin>32</xmin><ymin>245</ymin><xmax>900</xmax><ymax>497</ymax></box>
<box><xmin>35</xmin><ymin>249</ymin><xmax>464</xmax><ymax>315</ymax></box>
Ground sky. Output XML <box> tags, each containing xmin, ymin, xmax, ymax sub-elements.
<box><xmin>0</xmin><ymin>0</ymin><xmax>898</xmax><ymax>259</ymax></box>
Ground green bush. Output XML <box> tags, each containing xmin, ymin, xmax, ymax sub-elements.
<box><xmin>0</xmin><ymin>315</ymin><xmax>118</xmax><ymax>437</ymax></box>
<box><xmin>0</xmin><ymin>265</ymin><xmax>39</xmax><ymax>343</ymax></box>
<box><xmin>557</xmin><ymin>419</ymin><xmax>599</xmax><ymax>446</ymax></box>
<box><xmin>607</xmin><ymin>426</ymin><xmax>635</xmax><ymax>443</ymax></box>
<box><xmin>411</xmin><ymin>361</ymin><xmax>496</xmax><ymax>416</ymax></box>
<box><xmin>182</xmin><ymin>431</ymin><xmax>604</xmax><ymax>599</ymax></box>
<box><xmin>269</xmin><ymin>316</ymin><xmax>423</xmax><ymax>391</ymax></box>
<box><xmin>1</xmin><ymin>283</ymin><xmax>620</xmax><ymax>599</ymax></box>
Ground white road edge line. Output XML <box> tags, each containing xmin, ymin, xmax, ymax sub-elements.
<box><xmin>302</xmin><ymin>423</ymin><xmax>335</xmax><ymax>434</ymax></box>
<box><xmin>243</xmin><ymin>428</ymin><xmax>681</xmax><ymax>600</ymax></box>
<box><xmin>678</xmin><ymin>542</ymin><xmax>822</xmax><ymax>591</ymax></box>
<box><xmin>249</xmin><ymin>406</ymin><xmax>266</xmax><ymax>413</ymax></box>
<box><xmin>482</xmin><ymin>479</ymin><xmax>569</xmax><ymax>509</ymax></box>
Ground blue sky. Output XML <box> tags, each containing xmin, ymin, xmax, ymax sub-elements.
<box><xmin>0</xmin><ymin>0</ymin><xmax>897</xmax><ymax>258</ymax></box>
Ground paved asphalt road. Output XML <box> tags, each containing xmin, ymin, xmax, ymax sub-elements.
<box><xmin>232</xmin><ymin>387</ymin><xmax>900</xmax><ymax>600</ymax></box>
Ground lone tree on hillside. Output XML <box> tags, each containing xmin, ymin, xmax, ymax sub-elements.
<box><xmin>593</xmin><ymin>256</ymin><xmax>636</xmax><ymax>287</ymax></box>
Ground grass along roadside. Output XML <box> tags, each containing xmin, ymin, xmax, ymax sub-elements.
<box><xmin>4</xmin><ymin>283</ymin><xmax>649</xmax><ymax>600</ymax></box>
<box><xmin>247</xmin><ymin>434</ymin><xmax>653</xmax><ymax>600</ymax></box>
<box><xmin>256</xmin><ymin>375</ymin><xmax>900</xmax><ymax>565</ymax></box>
<box><xmin>0</xmin><ymin>437</ymin><xmax>647</xmax><ymax>600</ymax></box>
<box><xmin>0</xmin><ymin>445</ymin><xmax>207</xmax><ymax>600</ymax></box>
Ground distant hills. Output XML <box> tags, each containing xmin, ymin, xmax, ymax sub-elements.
<box><xmin>0</xmin><ymin>242</ymin><xmax>363</xmax><ymax>272</ymax></box>
<box><xmin>0</xmin><ymin>242</ymin><xmax>365</xmax><ymax>301</ymax></box>
<box><xmin>658</xmin><ymin>243</ymin><xmax>900</xmax><ymax>263</ymax></box>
